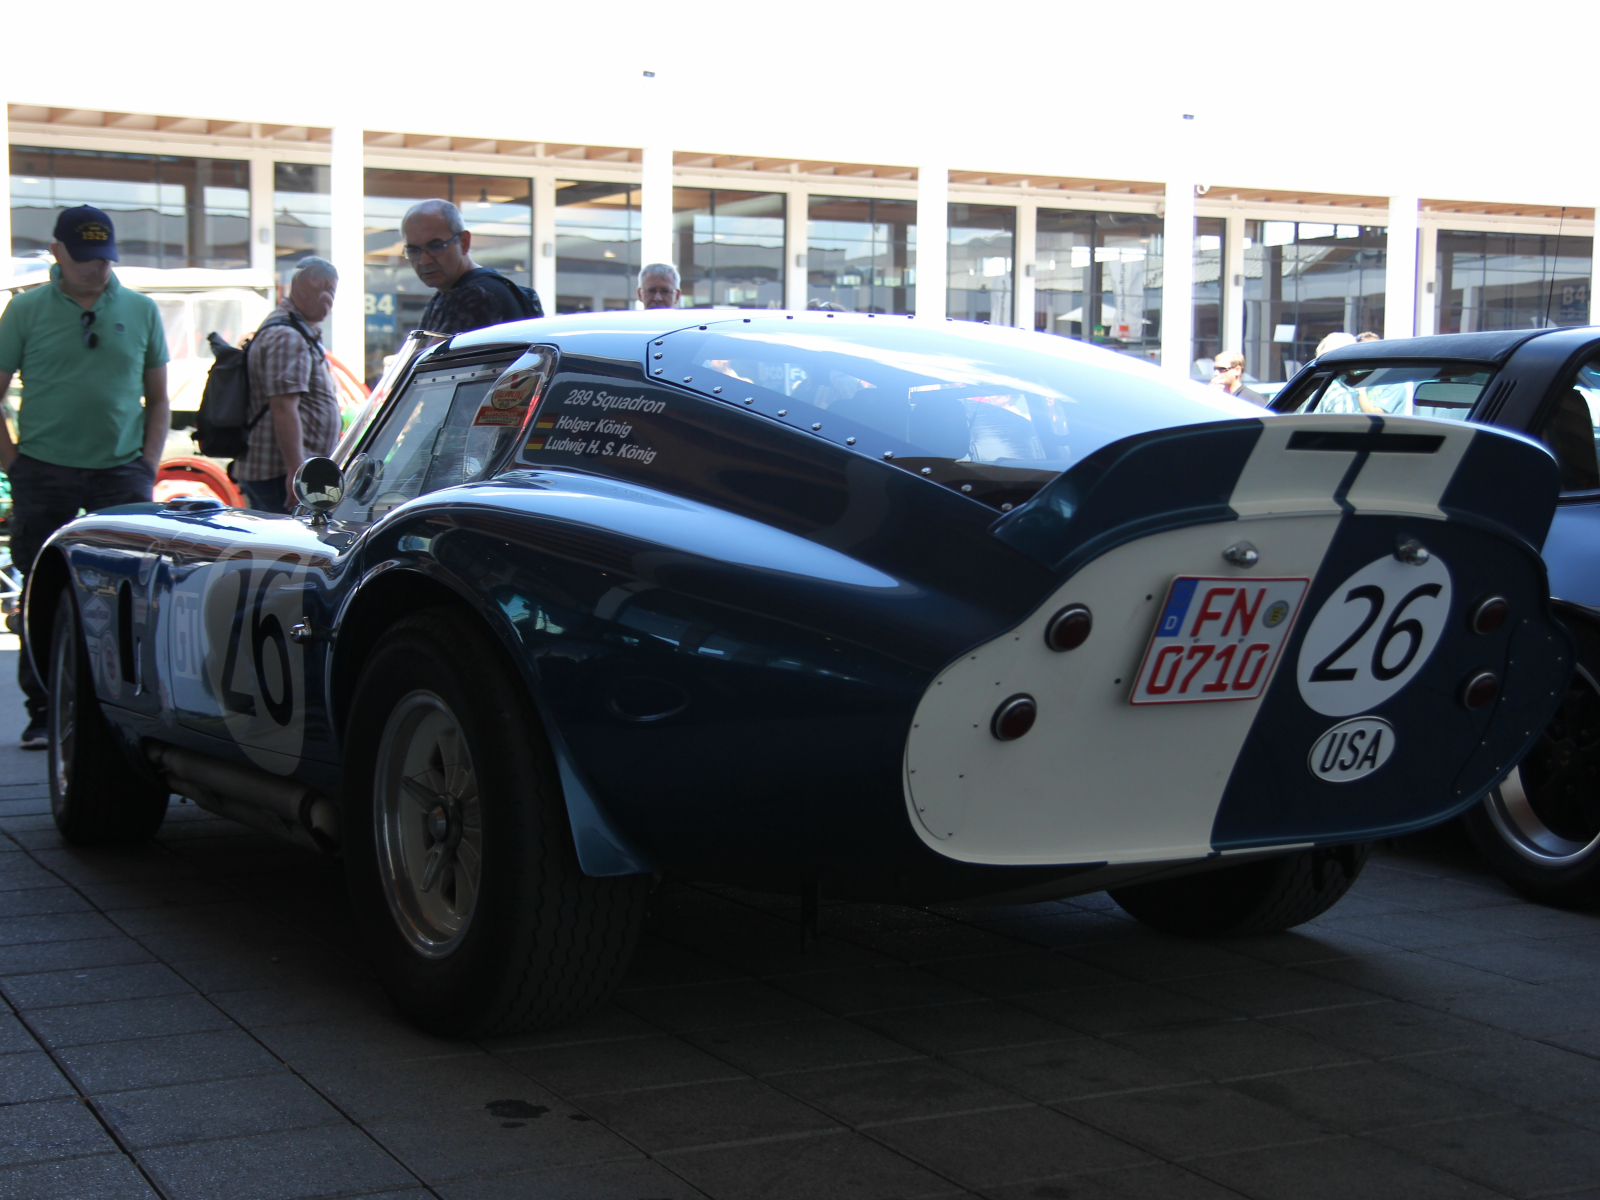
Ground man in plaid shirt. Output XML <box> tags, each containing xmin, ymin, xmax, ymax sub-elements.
<box><xmin>237</xmin><ymin>258</ymin><xmax>341</xmax><ymax>512</ymax></box>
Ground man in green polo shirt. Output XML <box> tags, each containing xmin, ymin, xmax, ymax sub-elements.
<box><xmin>0</xmin><ymin>205</ymin><xmax>170</xmax><ymax>748</ymax></box>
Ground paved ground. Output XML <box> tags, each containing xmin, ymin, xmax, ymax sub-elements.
<box><xmin>2</xmin><ymin>647</ymin><xmax>1600</xmax><ymax>1199</ymax></box>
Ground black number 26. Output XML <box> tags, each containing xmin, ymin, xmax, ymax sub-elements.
<box><xmin>219</xmin><ymin>555</ymin><xmax>298</xmax><ymax>726</ymax></box>
<box><xmin>1309</xmin><ymin>583</ymin><xmax>1443</xmax><ymax>684</ymax></box>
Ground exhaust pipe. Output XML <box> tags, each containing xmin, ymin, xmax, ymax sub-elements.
<box><xmin>146</xmin><ymin>742</ymin><xmax>340</xmax><ymax>855</ymax></box>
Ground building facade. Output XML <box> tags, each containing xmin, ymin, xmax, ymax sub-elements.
<box><xmin>7</xmin><ymin>104</ymin><xmax>1595</xmax><ymax>389</ymax></box>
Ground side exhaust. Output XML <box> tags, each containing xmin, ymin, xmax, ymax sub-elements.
<box><xmin>146</xmin><ymin>742</ymin><xmax>339</xmax><ymax>855</ymax></box>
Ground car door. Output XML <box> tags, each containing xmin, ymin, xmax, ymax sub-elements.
<box><xmin>1531</xmin><ymin>355</ymin><xmax>1600</xmax><ymax>610</ymax></box>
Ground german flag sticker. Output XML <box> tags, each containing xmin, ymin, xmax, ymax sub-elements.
<box><xmin>534</xmin><ymin>416</ymin><xmax>557</xmax><ymax>430</ymax></box>
<box><xmin>526</xmin><ymin>436</ymin><xmax>546</xmax><ymax>451</ymax></box>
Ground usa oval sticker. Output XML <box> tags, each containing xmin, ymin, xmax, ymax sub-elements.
<box><xmin>1309</xmin><ymin>716</ymin><xmax>1396</xmax><ymax>783</ymax></box>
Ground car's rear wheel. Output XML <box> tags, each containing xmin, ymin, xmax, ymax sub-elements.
<box><xmin>47</xmin><ymin>588</ymin><xmax>169</xmax><ymax>844</ymax></box>
<box><xmin>342</xmin><ymin>607</ymin><xmax>651</xmax><ymax>1035</ymax></box>
<box><xmin>1462</xmin><ymin>665</ymin><xmax>1600</xmax><ymax>908</ymax></box>
<box><xmin>1107</xmin><ymin>843</ymin><xmax>1371</xmax><ymax>937</ymax></box>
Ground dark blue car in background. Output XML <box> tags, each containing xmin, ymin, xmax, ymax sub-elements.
<box><xmin>29</xmin><ymin>312</ymin><xmax>1573</xmax><ymax>1034</ymax></box>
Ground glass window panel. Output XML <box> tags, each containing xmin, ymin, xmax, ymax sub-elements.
<box><xmin>1192</xmin><ymin>216</ymin><xmax>1226</xmax><ymax>379</ymax></box>
<box><xmin>1034</xmin><ymin>208</ymin><xmax>1162</xmax><ymax>363</ymax></box>
<box><xmin>274</xmin><ymin>163</ymin><xmax>331</xmax><ymax>286</ymax></box>
<box><xmin>1285</xmin><ymin>362</ymin><xmax>1491</xmax><ymax>422</ymax></box>
<box><xmin>1437</xmin><ymin>229</ymin><xmax>1594</xmax><ymax>335</ymax></box>
<box><xmin>673</xmin><ymin>187</ymin><xmax>785</xmax><ymax>309</ymax></box>
<box><xmin>10</xmin><ymin>145</ymin><xmax>249</xmax><ymax>269</ymax></box>
<box><xmin>555</xmin><ymin>181</ymin><xmax>639</xmax><ymax>314</ymax></box>
<box><xmin>948</xmin><ymin>203</ymin><xmax>1014</xmax><ymax>326</ymax></box>
<box><xmin>1242</xmin><ymin>220</ymin><xmax>1386</xmax><ymax>383</ymax></box>
<box><xmin>806</xmin><ymin>195</ymin><xmax>916</xmax><ymax>314</ymax></box>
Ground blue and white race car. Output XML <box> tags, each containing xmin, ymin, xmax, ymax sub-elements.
<box><xmin>30</xmin><ymin>312</ymin><xmax>1572</xmax><ymax>1033</ymax></box>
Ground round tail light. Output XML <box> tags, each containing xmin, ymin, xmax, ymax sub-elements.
<box><xmin>1461</xmin><ymin>671</ymin><xmax>1499</xmax><ymax>711</ymax></box>
<box><xmin>1471</xmin><ymin>596</ymin><xmax>1509</xmax><ymax>635</ymax></box>
<box><xmin>1045</xmin><ymin>605</ymin><xmax>1092</xmax><ymax>652</ymax></box>
<box><xmin>991</xmin><ymin>694</ymin><xmax>1038</xmax><ymax>741</ymax></box>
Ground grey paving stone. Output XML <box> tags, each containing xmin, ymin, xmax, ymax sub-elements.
<box><xmin>1232</xmin><ymin>1060</ymin><xmax>1512</xmax><ymax>1134</ymax></box>
<box><xmin>0</xmin><ymin>1152</ymin><xmax>160</xmax><ymax>1200</ymax></box>
<box><xmin>95</xmin><ymin>1073</ymin><xmax>347</xmax><ymax>1150</ymax></box>
<box><xmin>250</xmin><ymin>1016</ymin><xmax>476</xmax><ymax>1071</ymax></box>
<box><xmin>613</xmin><ymin>980</ymin><xmax>830</xmax><ymax>1034</ymax></box>
<box><xmin>1439</xmin><ymin>902</ymin><xmax>1600</xmax><ymax>939</ymax></box>
<box><xmin>1265</xmin><ymin>998</ymin><xmax>1513</xmax><ymax>1059</ymax></box>
<box><xmin>1061</xmin><ymin>938</ymin><xmax>1267</xmax><ymax>985</ymax></box>
<box><xmin>854</xmin><ymin>998</ymin><xmax>1083</xmax><ymax>1056</ymax></box>
<box><xmin>678</xmin><ymin>1017</ymin><xmax>920</xmax><ymax>1078</ymax></box>
<box><xmin>948</xmin><ymin>1036</ymin><xmax>1203</xmax><ymax>1104</ymax></box>
<box><xmin>984</xmin><ymin>1161</ymin><xmax>1242</xmax><ymax>1200</ymax></box>
<box><xmin>0</xmin><ymin>800</ymin><xmax>49</xmax><ymax>819</ymax></box>
<box><xmin>0</xmin><ymin>910</ymin><xmax>121</xmax><ymax>947</ymax></box>
<box><xmin>843</xmin><ymin>920</ymin><xmax>1037</xmax><ymax>965</ymax></box>
<box><xmin>1015</xmin><ymin>984</ymin><xmax>1236</xmax><ymax>1038</ymax></box>
<box><xmin>25</xmin><ymin>847</ymin><xmax>193</xmax><ymax>887</ymax></box>
<box><xmin>304</xmin><ymin>1053</ymin><xmax>563</xmax><ymax>1122</ymax></box>
<box><xmin>27</xmin><ymin>992</ymin><xmax>231</xmax><ymax>1049</ymax></box>
<box><xmin>1347</xmin><ymin>871</ymin><xmax>1520</xmax><ymax>915</ymax></box>
<box><xmin>1299</xmin><ymin>949</ymin><xmax>1529</xmax><ymax>1000</ymax></box>
<box><xmin>1187</xmin><ymin>1135</ymin><xmax>1504</xmax><ymax>1200</ymax></box>
<box><xmin>206</xmin><ymin>980</ymin><xmax>398</xmax><ymax>1029</ymax></box>
<box><xmin>0</xmin><ymin>1097</ymin><xmax>117</xmax><ymax>1166</ymax></box>
<box><xmin>1405</xmin><ymin>1038</ymin><xmax>1600</xmax><ymax>1109</ymax></box>
<box><xmin>1111</xmin><ymin>1018</ymin><xmax>1362</xmax><ymax>1081</ymax></box>
<box><xmin>774</xmin><ymin>1057</ymin><xmax>1016</xmax><ymax>1125</ymax></box>
<box><xmin>0</xmin><ymin>887</ymin><xmax>90</xmax><ymax>918</ymax></box>
<box><xmin>1160</xmin><ymin>967</ymin><xmax>1382</xmax><ymax>1019</ymax></box>
<box><xmin>168</xmin><ymin>948</ymin><xmax>371</xmax><ymax>995</ymax></box>
<box><xmin>0</xmin><ymin>858</ymin><xmax>60</xmax><ymax>894</ymax></box>
<box><xmin>918</xmin><ymin>949</ymin><xmax>1122</xmax><ymax>997</ymax></box>
<box><xmin>476</xmin><ymin>1004</ymin><xmax>658</xmax><ymax>1055</ymax></box>
<box><xmin>575</xmin><ymin>1078</ymin><xmax>839</xmax><ymax>1154</ymax></box>
<box><xmin>1215</xmin><ymin>925</ymin><xmax>1399</xmax><ymax>967</ymax></box>
<box><xmin>666</xmin><ymin>1129</ymin><xmax>961</xmax><ymax>1199</ymax></box>
<box><xmin>1368</xmin><ymin>1110</ymin><xmax>1600</xmax><ymax>1197</ymax></box>
<box><xmin>1313</xmin><ymin>911</ymin><xmax>1515</xmax><ymax>952</ymax></box>
<box><xmin>137</xmin><ymin>1124</ymin><xmax>416</xmax><ymax>1200</ymax></box>
<box><xmin>0</xmin><ymin>1013</ymin><xmax>39</xmax><ymax>1056</ymax></box>
<box><xmin>1422</xmin><ymin>936</ymin><xmax>1600</xmax><ymax>985</ymax></box>
<box><xmin>767</xmin><ymin>965</ymin><xmax>985</xmax><ymax>1017</ymax></box>
<box><xmin>0</xmin><ymin>935</ymin><xmax>154</xmax><ymax>977</ymax></box>
<box><xmin>0</xmin><ymin>1050</ymin><xmax>76</xmax><ymax>1104</ymax></box>
<box><xmin>56</xmin><ymin>1028</ymin><xmax>285</xmax><ymax>1094</ymax></box>
<box><xmin>440</xmin><ymin>1157</ymin><xmax>706</xmax><ymax>1199</ymax></box>
<box><xmin>0</xmin><ymin>962</ymin><xmax>193</xmax><ymax>1011</ymax></box>
<box><xmin>1429</xmin><ymin>976</ymin><xmax>1600</xmax><ymax>1039</ymax></box>
<box><xmin>506</xmin><ymin>1034</ymin><xmax>742</xmax><ymax>1098</ymax></box>
<box><xmin>869</xmin><ymin>1105</ymin><xmax>1152</xmax><ymax>1190</ymax></box>
<box><xmin>73</xmin><ymin>879</ymin><xmax>240</xmax><ymax>912</ymax></box>
<box><xmin>366</xmin><ymin>1102</ymin><xmax>638</xmax><ymax>1183</ymax></box>
<box><xmin>1061</xmin><ymin>1081</ymin><xmax>1329</xmax><ymax>1159</ymax></box>
<box><xmin>614</xmin><ymin>939</ymin><xmax>746</xmax><ymax>991</ymax></box>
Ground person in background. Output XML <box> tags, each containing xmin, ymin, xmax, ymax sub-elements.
<box><xmin>405</xmin><ymin>200</ymin><xmax>536</xmax><ymax>334</ymax></box>
<box><xmin>236</xmin><ymin>258</ymin><xmax>340</xmax><ymax>513</ymax></box>
<box><xmin>1357</xmin><ymin>331</ymin><xmax>1382</xmax><ymax>342</ymax></box>
<box><xmin>638</xmin><ymin>264</ymin><xmax>682</xmax><ymax>309</ymax></box>
<box><xmin>0</xmin><ymin>206</ymin><xmax>169</xmax><ymax>748</ymax></box>
<box><xmin>1209</xmin><ymin>351</ymin><xmax>1266</xmax><ymax>405</ymax></box>
<box><xmin>1316</xmin><ymin>331</ymin><xmax>1359</xmax><ymax>357</ymax></box>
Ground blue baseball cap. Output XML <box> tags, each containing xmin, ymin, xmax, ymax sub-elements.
<box><xmin>53</xmin><ymin>205</ymin><xmax>119</xmax><ymax>262</ymax></box>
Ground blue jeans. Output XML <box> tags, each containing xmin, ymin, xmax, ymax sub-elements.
<box><xmin>239</xmin><ymin>475</ymin><xmax>290</xmax><ymax>514</ymax></box>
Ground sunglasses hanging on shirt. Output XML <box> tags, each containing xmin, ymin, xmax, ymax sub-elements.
<box><xmin>80</xmin><ymin>311</ymin><xmax>98</xmax><ymax>350</ymax></box>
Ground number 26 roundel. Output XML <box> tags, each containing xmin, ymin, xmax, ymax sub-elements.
<box><xmin>1296</xmin><ymin>553</ymin><xmax>1453</xmax><ymax>717</ymax></box>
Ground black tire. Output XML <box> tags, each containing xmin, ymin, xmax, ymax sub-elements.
<box><xmin>1107</xmin><ymin>843</ymin><xmax>1371</xmax><ymax>937</ymax></box>
<box><xmin>46</xmin><ymin>587</ymin><xmax>169</xmax><ymax>844</ymax></box>
<box><xmin>1461</xmin><ymin>665</ymin><xmax>1600</xmax><ymax>908</ymax></box>
<box><xmin>342</xmin><ymin>606</ymin><xmax>651</xmax><ymax>1036</ymax></box>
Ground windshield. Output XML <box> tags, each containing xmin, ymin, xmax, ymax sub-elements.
<box><xmin>1284</xmin><ymin>362</ymin><xmax>1494</xmax><ymax>422</ymax></box>
<box><xmin>657</xmin><ymin>317</ymin><xmax>1259</xmax><ymax>503</ymax></box>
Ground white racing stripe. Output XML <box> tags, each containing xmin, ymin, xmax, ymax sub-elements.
<box><xmin>902</xmin><ymin>414</ymin><xmax>1479</xmax><ymax>866</ymax></box>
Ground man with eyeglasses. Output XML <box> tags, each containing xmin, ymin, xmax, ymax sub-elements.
<box><xmin>1208</xmin><ymin>350</ymin><xmax>1266</xmax><ymax>406</ymax></box>
<box><xmin>0</xmin><ymin>205</ymin><xmax>170</xmax><ymax>748</ymax></box>
<box><xmin>403</xmin><ymin>199</ymin><xmax>541</xmax><ymax>336</ymax></box>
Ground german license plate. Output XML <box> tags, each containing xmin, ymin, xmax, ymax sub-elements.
<box><xmin>1130</xmin><ymin>576</ymin><xmax>1310</xmax><ymax>705</ymax></box>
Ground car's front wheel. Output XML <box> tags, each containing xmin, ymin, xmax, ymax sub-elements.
<box><xmin>342</xmin><ymin>607</ymin><xmax>651</xmax><ymax>1036</ymax></box>
<box><xmin>47</xmin><ymin>587</ymin><xmax>169</xmax><ymax>844</ymax></box>
<box><xmin>1462</xmin><ymin>666</ymin><xmax>1600</xmax><ymax>908</ymax></box>
<box><xmin>1107</xmin><ymin>843</ymin><xmax>1371</xmax><ymax>937</ymax></box>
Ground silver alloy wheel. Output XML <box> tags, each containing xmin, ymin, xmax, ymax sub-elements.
<box><xmin>373</xmin><ymin>690</ymin><xmax>483</xmax><ymax>958</ymax></box>
<box><xmin>48</xmin><ymin>620</ymin><xmax>76</xmax><ymax>815</ymax></box>
<box><xmin>1483</xmin><ymin>665</ymin><xmax>1600</xmax><ymax>867</ymax></box>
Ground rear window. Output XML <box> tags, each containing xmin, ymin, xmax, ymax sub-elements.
<box><xmin>655</xmin><ymin>317</ymin><xmax>1258</xmax><ymax>503</ymax></box>
<box><xmin>1284</xmin><ymin>362</ymin><xmax>1494</xmax><ymax>422</ymax></box>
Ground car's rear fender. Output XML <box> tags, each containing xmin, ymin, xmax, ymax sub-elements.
<box><xmin>903</xmin><ymin>413</ymin><xmax>1573</xmax><ymax>865</ymax></box>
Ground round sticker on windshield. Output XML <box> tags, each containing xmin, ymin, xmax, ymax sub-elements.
<box><xmin>1296</xmin><ymin>552</ymin><xmax>1452</xmax><ymax>717</ymax></box>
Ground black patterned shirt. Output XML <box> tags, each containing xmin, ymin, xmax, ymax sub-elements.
<box><xmin>419</xmin><ymin>270</ymin><xmax>528</xmax><ymax>335</ymax></box>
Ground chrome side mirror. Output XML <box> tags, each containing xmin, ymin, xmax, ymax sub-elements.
<box><xmin>292</xmin><ymin>457</ymin><xmax>345</xmax><ymax>528</ymax></box>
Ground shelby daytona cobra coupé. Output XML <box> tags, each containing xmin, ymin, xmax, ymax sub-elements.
<box><xmin>30</xmin><ymin>311</ymin><xmax>1575</xmax><ymax>1033</ymax></box>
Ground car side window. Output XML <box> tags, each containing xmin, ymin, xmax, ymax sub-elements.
<box><xmin>1537</xmin><ymin>361</ymin><xmax>1600</xmax><ymax>493</ymax></box>
<box><xmin>333</xmin><ymin>356</ymin><xmax>523</xmax><ymax>525</ymax></box>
